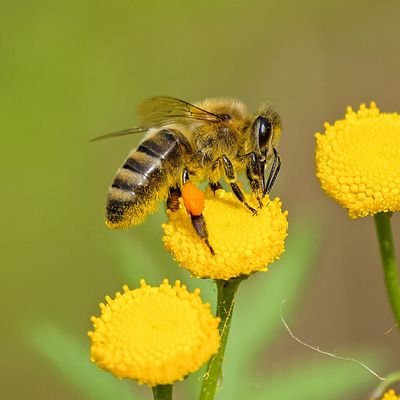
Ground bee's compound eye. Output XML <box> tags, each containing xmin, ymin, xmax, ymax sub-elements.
<box><xmin>256</xmin><ymin>116</ymin><xmax>272</xmax><ymax>149</ymax></box>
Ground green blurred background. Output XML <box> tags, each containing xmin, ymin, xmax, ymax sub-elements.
<box><xmin>2</xmin><ymin>1</ymin><xmax>400</xmax><ymax>399</ymax></box>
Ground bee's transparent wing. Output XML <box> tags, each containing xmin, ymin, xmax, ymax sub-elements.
<box><xmin>138</xmin><ymin>96</ymin><xmax>225</xmax><ymax>127</ymax></box>
<box><xmin>90</xmin><ymin>97</ymin><xmax>223</xmax><ymax>142</ymax></box>
<box><xmin>89</xmin><ymin>127</ymin><xmax>148</xmax><ymax>142</ymax></box>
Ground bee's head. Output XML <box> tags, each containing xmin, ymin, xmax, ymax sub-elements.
<box><xmin>252</xmin><ymin>104</ymin><xmax>281</xmax><ymax>158</ymax></box>
<box><xmin>248</xmin><ymin>104</ymin><xmax>282</xmax><ymax>195</ymax></box>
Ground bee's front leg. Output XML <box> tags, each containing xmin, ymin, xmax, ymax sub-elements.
<box><xmin>264</xmin><ymin>147</ymin><xmax>281</xmax><ymax>195</ymax></box>
<box><xmin>221</xmin><ymin>155</ymin><xmax>257</xmax><ymax>215</ymax></box>
<box><xmin>245</xmin><ymin>152</ymin><xmax>265</xmax><ymax>208</ymax></box>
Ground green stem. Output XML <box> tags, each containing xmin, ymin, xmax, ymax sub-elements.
<box><xmin>199</xmin><ymin>277</ymin><xmax>243</xmax><ymax>400</ymax></box>
<box><xmin>370</xmin><ymin>371</ymin><xmax>400</xmax><ymax>399</ymax></box>
<box><xmin>374</xmin><ymin>212</ymin><xmax>400</xmax><ymax>329</ymax></box>
<box><xmin>152</xmin><ymin>384</ymin><xmax>172</xmax><ymax>400</ymax></box>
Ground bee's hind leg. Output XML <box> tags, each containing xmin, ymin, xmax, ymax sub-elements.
<box><xmin>191</xmin><ymin>214</ymin><xmax>215</xmax><ymax>255</ymax></box>
<box><xmin>167</xmin><ymin>186</ymin><xmax>181</xmax><ymax>212</ymax></box>
<box><xmin>167</xmin><ymin>184</ymin><xmax>214</xmax><ymax>254</ymax></box>
<box><xmin>180</xmin><ymin>169</ymin><xmax>215</xmax><ymax>255</ymax></box>
<box><xmin>166</xmin><ymin>168</ymin><xmax>191</xmax><ymax>212</ymax></box>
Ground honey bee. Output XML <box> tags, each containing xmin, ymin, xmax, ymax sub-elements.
<box><xmin>94</xmin><ymin>96</ymin><xmax>281</xmax><ymax>252</ymax></box>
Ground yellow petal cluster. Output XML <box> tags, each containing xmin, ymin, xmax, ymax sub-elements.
<box><xmin>162</xmin><ymin>189</ymin><xmax>288</xmax><ymax>280</ymax></box>
<box><xmin>88</xmin><ymin>279</ymin><xmax>220</xmax><ymax>386</ymax></box>
<box><xmin>315</xmin><ymin>102</ymin><xmax>400</xmax><ymax>218</ymax></box>
<box><xmin>381</xmin><ymin>390</ymin><xmax>400</xmax><ymax>400</ymax></box>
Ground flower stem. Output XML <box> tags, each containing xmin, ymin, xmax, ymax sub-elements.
<box><xmin>152</xmin><ymin>384</ymin><xmax>173</xmax><ymax>400</ymax></box>
<box><xmin>374</xmin><ymin>212</ymin><xmax>400</xmax><ymax>329</ymax></box>
<box><xmin>370</xmin><ymin>370</ymin><xmax>400</xmax><ymax>399</ymax></box>
<box><xmin>199</xmin><ymin>277</ymin><xmax>243</xmax><ymax>400</ymax></box>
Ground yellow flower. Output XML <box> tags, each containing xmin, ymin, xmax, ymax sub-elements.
<box><xmin>315</xmin><ymin>102</ymin><xmax>400</xmax><ymax>218</ymax></box>
<box><xmin>162</xmin><ymin>189</ymin><xmax>288</xmax><ymax>280</ymax></box>
<box><xmin>381</xmin><ymin>389</ymin><xmax>400</xmax><ymax>400</ymax></box>
<box><xmin>88</xmin><ymin>279</ymin><xmax>220</xmax><ymax>386</ymax></box>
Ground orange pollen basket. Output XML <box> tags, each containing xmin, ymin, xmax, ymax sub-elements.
<box><xmin>182</xmin><ymin>182</ymin><xmax>205</xmax><ymax>216</ymax></box>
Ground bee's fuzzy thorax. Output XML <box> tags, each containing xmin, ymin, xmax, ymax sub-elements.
<box><xmin>195</xmin><ymin>98</ymin><xmax>248</xmax><ymax>120</ymax></box>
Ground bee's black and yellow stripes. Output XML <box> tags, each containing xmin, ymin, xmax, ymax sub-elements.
<box><xmin>106</xmin><ymin>129</ymin><xmax>186</xmax><ymax>228</ymax></box>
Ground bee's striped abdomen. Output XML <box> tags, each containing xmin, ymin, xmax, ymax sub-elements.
<box><xmin>106</xmin><ymin>129</ymin><xmax>184</xmax><ymax>228</ymax></box>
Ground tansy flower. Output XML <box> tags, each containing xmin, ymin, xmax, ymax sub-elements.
<box><xmin>381</xmin><ymin>389</ymin><xmax>400</xmax><ymax>400</ymax></box>
<box><xmin>162</xmin><ymin>189</ymin><xmax>288</xmax><ymax>280</ymax></box>
<box><xmin>88</xmin><ymin>279</ymin><xmax>220</xmax><ymax>386</ymax></box>
<box><xmin>315</xmin><ymin>102</ymin><xmax>400</xmax><ymax>218</ymax></box>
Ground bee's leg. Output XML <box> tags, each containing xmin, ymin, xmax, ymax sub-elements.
<box><xmin>167</xmin><ymin>156</ymin><xmax>195</xmax><ymax>212</ymax></box>
<box><xmin>167</xmin><ymin>186</ymin><xmax>181</xmax><ymax>212</ymax></box>
<box><xmin>264</xmin><ymin>147</ymin><xmax>281</xmax><ymax>195</ymax></box>
<box><xmin>166</xmin><ymin>167</ymin><xmax>192</xmax><ymax>211</ymax></box>
<box><xmin>191</xmin><ymin>214</ymin><xmax>214</xmax><ymax>255</ymax></box>
<box><xmin>221</xmin><ymin>155</ymin><xmax>257</xmax><ymax>215</ymax></box>
<box><xmin>246</xmin><ymin>152</ymin><xmax>265</xmax><ymax>208</ymax></box>
<box><xmin>209</xmin><ymin>182</ymin><xmax>222</xmax><ymax>193</ymax></box>
<box><xmin>181</xmin><ymin>168</ymin><xmax>190</xmax><ymax>185</ymax></box>
<box><xmin>180</xmin><ymin>168</ymin><xmax>215</xmax><ymax>255</ymax></box>
<box><xmin>209</xmin><ymin>160</ymin><xmax>223</xmax><ymax>193</ymax></box>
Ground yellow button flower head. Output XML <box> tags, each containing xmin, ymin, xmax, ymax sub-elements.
<box><xmin>315</xmin><ymin>102</ymin><xmax>400</xmax><ymax>218</ymax></box>
<box><xmin>162</xmin><ymin>189</ymin><xmax>288</xmax><ymax>280</ymax></box>
<box><xmin>381</xmin><ymin>389</ymin><xmax>400</xmax><ymax>400</ymax></box>
<box><xmin>88</xmin><ymin>280</ymin><xmax>220</xmax><ymax>386</ymax></box>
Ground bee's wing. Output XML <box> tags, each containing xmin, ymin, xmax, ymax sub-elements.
<box><xmin>138</xmin><ymin>96</ymin><xmax>225</xmax><ymax>126</ymax></box>
<box><xmin>89</xmin><ymin>127</ymin><xmax>148</xmax><ymax>142</ymax></box>
<box><xmin>90</xmin><ymin>97</ymin><xmax>223</xmax><ymax>142</ymax></box>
